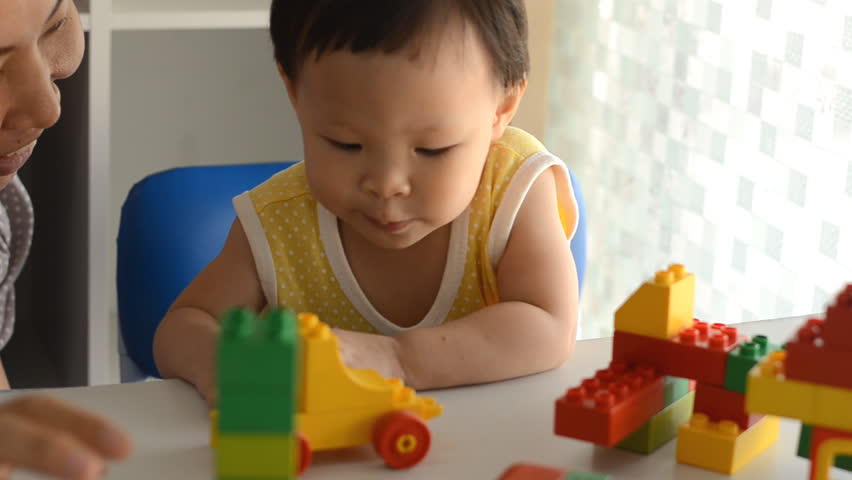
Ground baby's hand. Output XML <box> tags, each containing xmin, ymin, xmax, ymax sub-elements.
<box><xmin>332</xmin><ymin>329</ymin><xmax>406</xmax><ymax>382</ymax></box>
<box><xmin>0</xmin><ymin>395</ymin><xmax>132</xmax><ymax>480</ymax></box>
<box><xmin>194</xmin><ymin>374</ymin><xmax>217</xmax><ymax>410</ymax></box>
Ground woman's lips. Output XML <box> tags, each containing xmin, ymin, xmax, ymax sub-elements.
<box><xmin>0</xmin><ymin>140</ymin><xmax>37</xmax><ymax>176</ymax></box>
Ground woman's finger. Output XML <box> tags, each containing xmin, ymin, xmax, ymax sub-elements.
<box><xmin>7</xmin><ymin>396</ymin><xmax>132</xmax><ymax>460</ymax></box>
<box><xmin>0</xmin><ymin>412</ymin><xmax>104</xmax><ymax>480</ymax></box>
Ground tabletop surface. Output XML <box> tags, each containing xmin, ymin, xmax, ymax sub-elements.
<box><xmin>6</xmin><ymin>316</ymin><xmax>852</xmax><ymax>480</ymax></box>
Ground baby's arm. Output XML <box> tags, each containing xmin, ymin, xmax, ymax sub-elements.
<box><xmin>396</xmin><ymin>167</ymin><xmax>579</xmax><ymax>389</ymax></box>
<box><xmin>153</xmin><ymin>220</ymin><xmax>266</xmax><ymax>406</ymax></box>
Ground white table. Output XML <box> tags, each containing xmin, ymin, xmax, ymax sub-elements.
<box><xmin>6</xmin><ymin>316</ymin><xmax>852</xmax><ymax>480</ymax></box>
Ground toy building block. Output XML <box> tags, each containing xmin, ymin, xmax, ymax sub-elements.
<box><xmin>295</xmin><ymin>313</ymin><xmax>442</xmax><ymax>469</ymax></box>
<box><xmin>617</xmin><ymin>390</ymin><xmax>695</xmax><ymax>454</ymax></box>
<box><xmin>614</xmin><ymin>264</ymin><xmax>695</xmax><ymax>340</ymax></box>
<box><xmin>554</xmin><ymin>361</ymin><xmax>665</xmax><ymax>447</ymax></box>
<box><xmin>213</xmin><ymin>310</ymin><xmax>443</xmax><ymax>475</ymax></box>
<box><xmin>810</xmin><ymin>435</ymin><xmax>852</xmax><ymax>480</ymax></box>
<box><xmin>664</xmin><ymin>376</ymin><xmax>692</xmax><ymax>406</ymax></box>
<box><xmin>746</xmin><ymin>351</ymin><xmax>852</xmax><ymax>431</ymax></box>
<box><xmin>216</xmin><ymin>308</ymin><xmax>299</xmax><ymax>479</ymax></box>
<box><xmin>565</xmin><ymin>473</ymin><xmax>613</xmax><ymax>480</ymax></box>
<box><xmin>785</xmin><ymin>317</ymin><xmax>852</xmax><ymax>391</ymax></box>
<box><xmin>724</xmin><ymin>335</ymin><xmax>777</xmax><ymax>393</ymax></box>
<box><xmin>798</xmin><ymin>424</ymin><xmax>852</xmax><ymax>471</ymax></box>
<box><xmin>613</xmin><ymin>320</ymin><xmax>747</xmax><ymax>386</ymax></box>
<box><xmin>218</xmin><ymin>308</ymin><xmax>299</xmax><ymax>433</ymax></box>
<box><xmin>693</xmin><ymin>382</ymin><xmax>763</xmax><ymax>431</ymax></box>
<box><xmin>809</xmin><ymin>426</ymin><xmax>852</xmax><ymax>480</ymax></box>
<box><xmin>675</xmin><ymin>413</ymin><xmax>780</xmax><ymax>474</ymax></box>
<box><xmin>822</xmin><ymin>284</ymin><xmax>852</xmax><ymax>350</ymax></box>
<box><xmin>217</xmin><ymin>434</ymin><xmax>297</xmax><ymax>478</ymax></box>
<box><xmin>497</xmin><ymin>463</ymin><xmax>612</xmax><ymax>480</ymax></box>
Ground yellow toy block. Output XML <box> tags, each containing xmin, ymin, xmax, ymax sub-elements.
<box><xmin>217</xmin><ymin>433</ymin><xmax>296</xmax><ymax>478</ymax></box>
<box><xmin>814</xmin><ymin>438</ymin><xmax>852</xmax><ymax>480</ymax></box>
<box><xmin>210</xmin><ymin>410</ymin><xmax>218</xmax><ymax>449</ymax></box>
<box><xmin>746</xmin><ymin>351</ymin><xmax>817</xmax><ymax>418</ymax></box>
<box><xmin>746</xmin><ymin>351</ymin><xmax>852</xmax><ymax>431</ymax></box>
<box><xmin>614</xmin><ymin>264</ymin><xmax>695</xmax><ymax>340</ymax></box>
<box><xmin>675</xmin><ymin>413</ymin><xmax>780</xmax><ymax>474</ymax></box>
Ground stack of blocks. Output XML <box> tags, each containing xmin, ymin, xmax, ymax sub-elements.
<box><xmin>746</xmin><ymin>285</ymin><xmax>852</xmax><ymax>480</ymax></box>
<box><xmin>554</xmin><ymin>264</ymin><xmax>780</xmax><ymax>474</ymax></box>
<box><xmin>217</xmin><ymin>308</ymin><xmax>300</xmax><ymax>480</ymax></box>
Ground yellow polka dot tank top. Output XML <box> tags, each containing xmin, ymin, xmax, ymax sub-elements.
<box><xmin>233</xmin><ymin>127</ymin><xmax>578</xmax><ymax>335</ymax></box>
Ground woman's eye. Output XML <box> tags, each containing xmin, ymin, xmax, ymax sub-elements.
<box><xmin>416</xmin><ymin>146</ymin><xmax>453</xmax><ymax>157</ymax></box>
<box><xmin>45</xmin><ymin>17</ymin><xmax>68</xmax><ymax>36</ymax></box>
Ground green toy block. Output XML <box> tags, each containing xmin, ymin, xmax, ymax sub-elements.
<box><xmin>664</xmin><ymin>376</ymin><xmax>690</xmax><ymax>406</ymax></box>
<box><xmin>617</xmin><ymin>390</ymin><xmax>695</xmax><ymax>454</ymax></box>
<box><xmin>724</xmin><ymin>335</ymin><xmax>777</xmax><ymax>393</ymax></box>
<box><xmin>219</xmin><ymin>390</ymin><xmax>297</xmax><ymax>434</ymax></box>
<box><xmin>218</xmin><ymin>308</ymin><xmax>300</xmax><ymax>434</ymax></box>
<box><xmin>565</xmin><ymin>472</ymin><xmax>612</xmax><ymax>480</ymax></box>
<box><xmin>797</xmin><ymin>424</ymin><xmax>852</xmax><ymax>471</ymax></box>
<box><xmin>218</xmin><ymin>308</ymin><xmax>299</xmax><ymax>388</ymax></box>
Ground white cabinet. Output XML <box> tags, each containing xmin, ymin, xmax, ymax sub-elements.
<box><xmin>8</xmin><ymin>0</ymin><xmax>302</xmax><ymax>387</ymax></box>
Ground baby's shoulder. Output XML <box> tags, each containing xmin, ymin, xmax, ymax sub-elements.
<box><xmin>489</xmin><ymin>126</ymin><xmax>548</xmax><ymax>161</ymax></box>
<box><xmin>248</xmin><ymin>162</ymin><xmax>313</xmax><ymax>211</ymax></box>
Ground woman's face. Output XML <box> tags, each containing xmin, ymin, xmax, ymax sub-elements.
<box><xmin>0</xmin><ymin>0</ymin><xmax>84</xmax><ymax>188</ymax></box>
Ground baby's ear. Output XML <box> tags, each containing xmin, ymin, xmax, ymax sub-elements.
<box><xmin>277</xmin><ymin>63</ymin><xmax>298</xmax><ymax>108</ymax></box>
<box><xmin>491</xmin><ymin>79</ymin><xmax>528</xmax><ymax>141</ymax></box>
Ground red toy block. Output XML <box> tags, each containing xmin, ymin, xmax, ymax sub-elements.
<box><xmin>499</xmin><ymin>463</ymin><xmax>566</xmax><ymax>480</ymax></box>
<box><xmin>612</xmin><ymin>320</ymin><xmax>748</xmax><ymax>386</ymax></box>
<box><xmin>823</xmin><ymin>284</ymin><xmax>852</xmax><ymax>351</ymax></box>
<box><xmin>555</xmin><ymin>361</ymin><xmax>665</xmax><ymax>447</ymax></box>
<box><xmin>786</xmin><ymin>318</ymin><xmax>852</xmax><ymax>391</ymax></box>
<box><xmin>693</xmin><ymin>382</ymin><xmax>763</xmax><ymax>431</ymax></box>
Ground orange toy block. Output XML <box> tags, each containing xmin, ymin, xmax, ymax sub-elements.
<box><xmin>555</xmin><ymin>362</ymin><xmax>665</xmax><ymax>447</ymax></box>
<box><xmin>694</xmin><ymin>382</ymin><xmax>763</xmax><ymax>430</ymax></box>
<box><xmin>786</xmin><ymin>317</ymin><xmax>852</xmax><ymax>391</ymax></box>
<box><xmin>823</xmin><ymin>284</ymin><xmax>852</xmax><ymax>350</ymax></box>
<box><xmin>613</xmin><ymin>320</ymin><xmax>747</xmax><ymax>386</ymax></box>
<box><xmin>614</xmin><ymin>264</ymin><xmax>695</xmax><ymax>340</ymax></box>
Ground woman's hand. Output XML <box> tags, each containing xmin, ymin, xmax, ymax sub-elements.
<box><xmin>0</xmin><ymin>395</ymin><xmax>132</xmax><ymax>480</ymax></box>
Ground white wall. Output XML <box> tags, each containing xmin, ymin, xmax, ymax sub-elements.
<box><xmin>109</xmin><ymin>29</ymin><xmax>303</xmax><ymax>318</ymax></box>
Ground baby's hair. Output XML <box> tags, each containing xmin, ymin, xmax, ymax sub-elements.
<box><xmin>270</xmin><ymin>0</ymin><xmax>529</xmax><ymax>89</ymax></box>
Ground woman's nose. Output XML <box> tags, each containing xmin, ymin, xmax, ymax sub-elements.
<box><xmin>1</xmin><ymin>52</ymin><xmax>62</xmax><ymax>131</ymax></box>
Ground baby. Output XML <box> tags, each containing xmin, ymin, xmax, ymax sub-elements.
<box><xmin>153</xmin><ymin>0</ymin><xmax>580</xmax><ymax>405</ymax></box>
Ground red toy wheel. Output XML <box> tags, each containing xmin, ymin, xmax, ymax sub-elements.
<box><xmin>372</xmin><ymin>410</ymin><xmax>431</xmax><ymax>469</ymax></box>
<box><xmin>298</xmin><ymin>433</ymin><xmax>312</xmax><ymax>475</ymax></box>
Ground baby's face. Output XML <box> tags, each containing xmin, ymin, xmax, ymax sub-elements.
<box><xmin>287</xmin><ymin>18</ymin><xmax>508</xmax><ymax>250</ymax></box>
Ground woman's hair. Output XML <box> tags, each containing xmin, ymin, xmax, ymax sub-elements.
<box><xmin>270</xmin><ymin>0</ymin><xmax>529</xmax><ymax>88</ymax></box>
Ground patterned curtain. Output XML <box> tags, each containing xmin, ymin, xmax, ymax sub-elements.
<box><xmin>547</xmin><ymin>0</ymin><xmax>852</xmax><ymax>338</ymax></box>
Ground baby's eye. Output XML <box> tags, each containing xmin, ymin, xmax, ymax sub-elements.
<box><xmin>416</xmin><ymin>146</ymin><xmax>453</xmax><ymax>157</ymax></box>
<box><xmin>325</xmin><ymin>137</ymin><xmax>361</xmax><ymax>152</ymax></box>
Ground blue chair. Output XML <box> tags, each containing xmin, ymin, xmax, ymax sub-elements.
<box><xmin>116</xmin><ymin>162</ymin><xmax>587</xmax><ymax>380</ymax></box>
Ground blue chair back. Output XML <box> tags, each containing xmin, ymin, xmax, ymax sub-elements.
<box><xmin>117</xmin><ymin>162</ymin><xmax>295</xmax><ymax>377</ymax></box>
<box><xmin>117</xmin><ymin>162</ymin><xmax>587</xmax><ymax>378</ymax></box>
